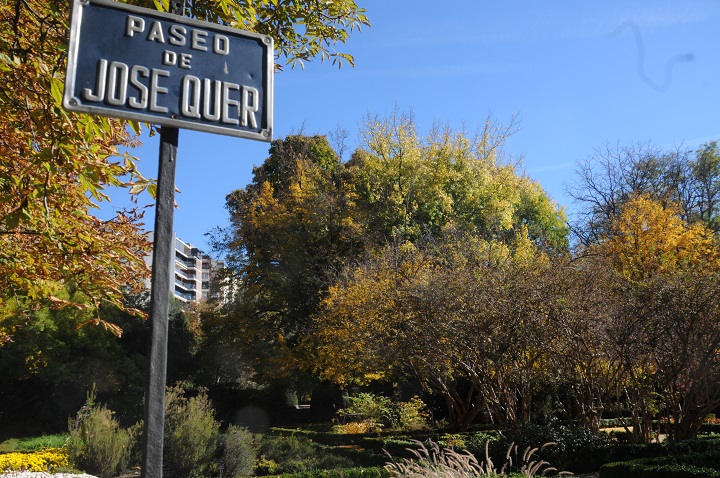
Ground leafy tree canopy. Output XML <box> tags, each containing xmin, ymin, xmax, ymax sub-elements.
<box><xmin>568</xmin><ymin>141</ymin><xmax>720</xmax><ymax>244</ymax></box>
<box><xmin>591</xmin><ymin>194</ymin><xmax>720</xmax><ymax>284</ymax></box>
<box><xmin>350</xmin><ymin>112</ymin><xmax>569</xmax><ymax>251</ymax></box>
<box><xmin>0</xmin><ymin>0</ymin><xmax>369</xmax><ymax>338</ymax></box>
<box><xmin>213</xmin><ymin>115</ymin><xmax>569</xmax><ymax>387</ymax></box>
<box><xmin>589</xmin><ymin>194</ymin><xmax>720</xmax><ymax>441</ymax></box>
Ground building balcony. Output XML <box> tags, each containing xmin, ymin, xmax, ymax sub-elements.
<box><xmin>175</xmin><ymin>279</ymin><xmax>196</xmax><ymax>291</ymax></box>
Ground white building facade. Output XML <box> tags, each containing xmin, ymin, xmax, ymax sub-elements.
<box><xmin>145</xmin><ymin>234</ymin><xmax>226</xmax><ymax>303</ymax></box>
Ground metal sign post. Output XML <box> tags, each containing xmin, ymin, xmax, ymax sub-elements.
<box><xmin>141</xmin><ymin>0</ymin><xmax>183</xmax><ymax>470</ymax></box>
<box><xmin>62</xmin><ymin>1</ymin><xmax>273</xmax><ymax>476</ymax></box>
<box><xmin>141</xmin><ymin>124</ymin><xmax>178</xmax><ymax>478</ymax></box>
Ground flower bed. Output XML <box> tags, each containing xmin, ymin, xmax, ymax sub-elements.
<box><xmin>0</xmin><ymin>448</ymin><xmax>69</xmax><ymax>473</ymax></box>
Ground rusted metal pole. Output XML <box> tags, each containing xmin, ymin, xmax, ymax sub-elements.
<box><xmin>140</xmin><ymin>4</ymin><xmax>184</xmax><ymax>477</ymax></box>
<box><xmin>141</xmin><ymin>124</ymin><xmax>178</xmax><ymax>478</ymax></box>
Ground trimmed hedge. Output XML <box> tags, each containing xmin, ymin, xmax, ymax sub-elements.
<box><xmin>600</xmin><ymin>453</ymin><xmax>720</xmax><ymax>478</ymax></box>
<box><xmin>276</xmin><ymin>466</ymin><xmax>392</xmax><ymax>478</ymax></box>
<box><xmin>700</xmin><ymin>423</ymin><xmax>720</xmax><ymax>435</ymax></box>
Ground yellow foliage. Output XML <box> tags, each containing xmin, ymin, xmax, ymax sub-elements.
<box><xmin>0</xmin><ymin>0</ymin><xmax>152</xmax><ymax>328</ymax></box>
<box><xmin>332</xmin><ymin>419</ymin><xmax>382</xmax><ymax>434</ymax></box>
<box><xmin>596</xmin><ymin>194</ymin><xmax>720</xmax><ymax>282</ymax></box>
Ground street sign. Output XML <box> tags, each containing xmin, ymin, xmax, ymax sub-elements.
<box><xmin>64</xmin><ymin>0</ymin><xmax>273</xmax><ymax>141</ymax></box>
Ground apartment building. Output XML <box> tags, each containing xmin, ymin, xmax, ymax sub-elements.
<box><xmin>146</xmin><ymin>233</ymin><xmax>226</xmax><ymax>303</ymax></box>
<box><xmin>173</xmin><ymin>235</ymin><xmax>227</xmax><ymax>302</ymax></box>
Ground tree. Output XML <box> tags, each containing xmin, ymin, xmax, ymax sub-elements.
<box><xmin>0</xmin><ymin>0</ymin><xmax>151</xmax><ymax>333</ymax></box>
<box><xmin>591</xmin><ymin>195</ymin><xmax>720</xmax><ymax>442</ymax></box>
<box><xmin>567</xmin><ymin>140</ymin><xmax>720</xmax><ymax>245</ymax></box>
<box><xmin>541</xmin><ymin>257</ymin><xmax>622</xmax><ymax>431</ymax></box>
<box><xmin>0</xmin><ymin>0</ymin><xmax>370</xmax><ymax>338</ymax></box>
<box><xmin>309</xmin><ymin>229</ymin><xmax>565</xmax><ymax>431</ymax></box>
<box><xmin>688</xmin><ymin>141</ymin><xmax>720</xmax><ymax>231</ymax></box>
<box><xmin>0</xmin><ymin>288</ymin><xmax>147</xmax><ymax>434</ymax></box>
<box><xmin>214</xmin><ymin>118</ymin><xmax>569</xmax><ymax>393</ymax></box>
<box><xmin>350</xmin><ymin>112</ymin><xmax>569</xmax><ymax>251</ymax></box>
<box><xmin>184</xmin><ymin>300</ymin><xmax>257</xmax><ymax>389</ymax></box>
<box><xmin>143</xmin><ymin>0</ymin><xmax>370</xmax><ymax>70</ymax></box>
<box><xmin>0</xmin><ymin>288</ymin><xmax>225</xmax><ymax>435</ymax></box>
<box><xmin>211</xmin><ymin>135</ymin><xmax>363</xmax><ymax>384</ymax></box>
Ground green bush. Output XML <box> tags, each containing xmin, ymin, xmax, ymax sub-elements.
<box><xmin>388</xmin><ymin>397</ymin><xmax>429</xmax><ymax>431</ymax></box>
<box><xmin>337</xmin><ymin>394</ymin><xmax>429</xmax><ymax>432</ymax></box>
<box><xmin>600</xmin><ymin>456</ymin><xmax>720</xmax><ymax>478</ymax></box>
<box><xmin>221</xmin><ymin>425</ymin><xmax>257</xmax><ymax>478</ymax></box>
<box><xmin>164</xmin><ymin>385</ymin><xmax>220</xmax><ymax>478</ymax></box>
<box><xmin>258</xmin><ymin>434</ymin><xmax>354</xmax><ymax>475</ymax></box>
<box><xmin>498</xmin><ymin>420</ymin><xmax>611</xmax><ymax>472</ymax></box>
<box><xmin>338</xmin><ymin>393</ymin><xmax>393</xmax><ymax>430</ymax></box>
<box><xmin>0</xmin><ymin>438</ymin><xmax>21</xmax><ymax>453</ymax></box>
<box><xmin>455</xmin><ymin>431</ymin><xmax>503</xmax><ymax>457</ymax></box>
<box><xmin>668</xmin><ymin>438</ymin><xmax>720</xmax><ymax>455</ymax></box>
<box><xmin>278</xmin><ymin>466</ymin><xmax>392</xmax><ymax>478</ymax></box>
<box><xmin>67</xmin><ymin>394</ymin><xmax>136</xmax><ymax>478</ymax></box>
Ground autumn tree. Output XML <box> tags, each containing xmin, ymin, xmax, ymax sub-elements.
<box><xmin>568</xmin><ymin>141</ymin><xmax>720</xmax><ymax>244</ymax></box>
<box><xmin>591</xmin><ymin>194</ymin><xmax>720</xmax><ymax>442</ymax></box>
<box><xmin>0</xmin><ymin>0</ymin><xmax>369</xmax><ymax>340</ymax></box>
<box><xmin>543</xmin><ymin>257</ymin><xmax>622</xmax><ymax>431</ymax></box>
<box><xmin>1</xmin><ymin>0</ymin><xmax>151</xmax><ymax>336</ymax></box>
<box><xmin>211</xmin><ymin>135</ymin><xmax>363</xmax><ymax>385</ymax></box>
<box><xmin>214</xmin><ymin>116</ymin><xmax>569</xmax><ymax>394</ymax></box>
<box><xmin>287</xmin><ymin>113</ymin><xmax>569</xmax><ymax>429</ymax></box>
<box><xmin>351</xmin><ymin>112</ymin><xmax>569</xmax><ymax>251</ymax></box>
<box><xmin>309</xmin><ymin>229</ymin><xmax>571</xmax><ymax>431</ymax></box>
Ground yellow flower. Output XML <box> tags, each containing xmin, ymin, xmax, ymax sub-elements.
<box><xmin>0</xmin><ymin>447</ymin><xmax>69</xmax><ymax>472</ymax></box>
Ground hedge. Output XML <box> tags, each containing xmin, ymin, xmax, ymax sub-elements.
<box><xmin>276</xmin><ymin>466</ymin><xmax>392</xmax><ymax>478</ymax></box>
<box><xmin>600</xmin><ymin>453</ymin><xmax>720</xmax><ymax>478</ymax></box>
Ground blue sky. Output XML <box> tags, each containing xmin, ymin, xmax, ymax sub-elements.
<box><xmin>102</xmin><ymin>1</ymin><xmax>720</xmax><ymax>253</ymax></box>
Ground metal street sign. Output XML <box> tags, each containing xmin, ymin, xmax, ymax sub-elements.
<box><xmin>64</xmin><ymin>0</ymin><xmax>274</xmax><ymax>141</ymax></box>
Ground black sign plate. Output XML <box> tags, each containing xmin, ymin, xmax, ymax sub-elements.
<box><xmin>64</xmin><ymin>0</ymin><xmax>273</xmax><ymax>141</ymax></box>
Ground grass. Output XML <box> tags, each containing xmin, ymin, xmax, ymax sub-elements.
<box><xmin>0</xmin><ymin>433</ymin><xmax>69</xmax><ymax>453</ymax></box>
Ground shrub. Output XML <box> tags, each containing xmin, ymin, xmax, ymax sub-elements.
<box><xmin>67</xmin><ymin>394</ymin><xmax>135</xmax><ymax>478</ymax></box>
<box><xmin>0</xmin><ymin>448</ymin><xmax>69</xmax><ymax>472</ymax></box>
<box><xmin>458</xmin><ymin>431</ymin><xmax>504</xmax><ymax>460</ymax></box>
<box><xmin>499</xmin><ymin>420</ymin><xmax>611</xmax><ymax>472</ymax></box>
<box><xmin>258</xmin><ymin>434</ymin><xmax>354</xmax><ymax>475</ymax></box>
<box><xmin>0</xmin><ymin>439</ymin><xmax>20</xmax><ymax>454</ymax></box>
<box><xmin>0</xmin><ymin>434</ymin><xmax>68</xmax><ymax>453</ymax></box>
<box><xmin>438</xmin><ymin>433</ymin><xmax>469</xmax><ymax>449</ymax></box>
<box><xmin>221</xmin><ymin>425</ymin><xmax>257</xmax><ymax>478</ymax></box>
<box><xmin>333</xmin><ymin>419</ymin><xmax>383</xmax><ymax>434</ymax></box>
<box><xmin>164</xmin><ymin>385</ymin><xmax>221</xmax><ymax>478</ymax></box>
<box><xmin>388</xmin><ymin>397</ymin><xmax>429</xmax><ymax>431</ymax></box>
<box><xmin>339</xmin><ymin>393</ymin><xmax>392</xmax><ymax>431</ymax></box>
<box><xmin>600</xmin><ymin>456</ymin><xmax>720</xmax><ymax>478</ymax></box>
<box><xmin>279</xmin><ymin>466</ymin><xmax>392</xmax><ymax>478</ymax></box>
<box><xmin>379</xmin><ymin>437</ymin><xmax>420</xmax><ymax>460</ymax></box>
<box><xmin>337</xmin><ymin>394</ymin><xmax>429</xmax><ymax>432</ymax></box>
